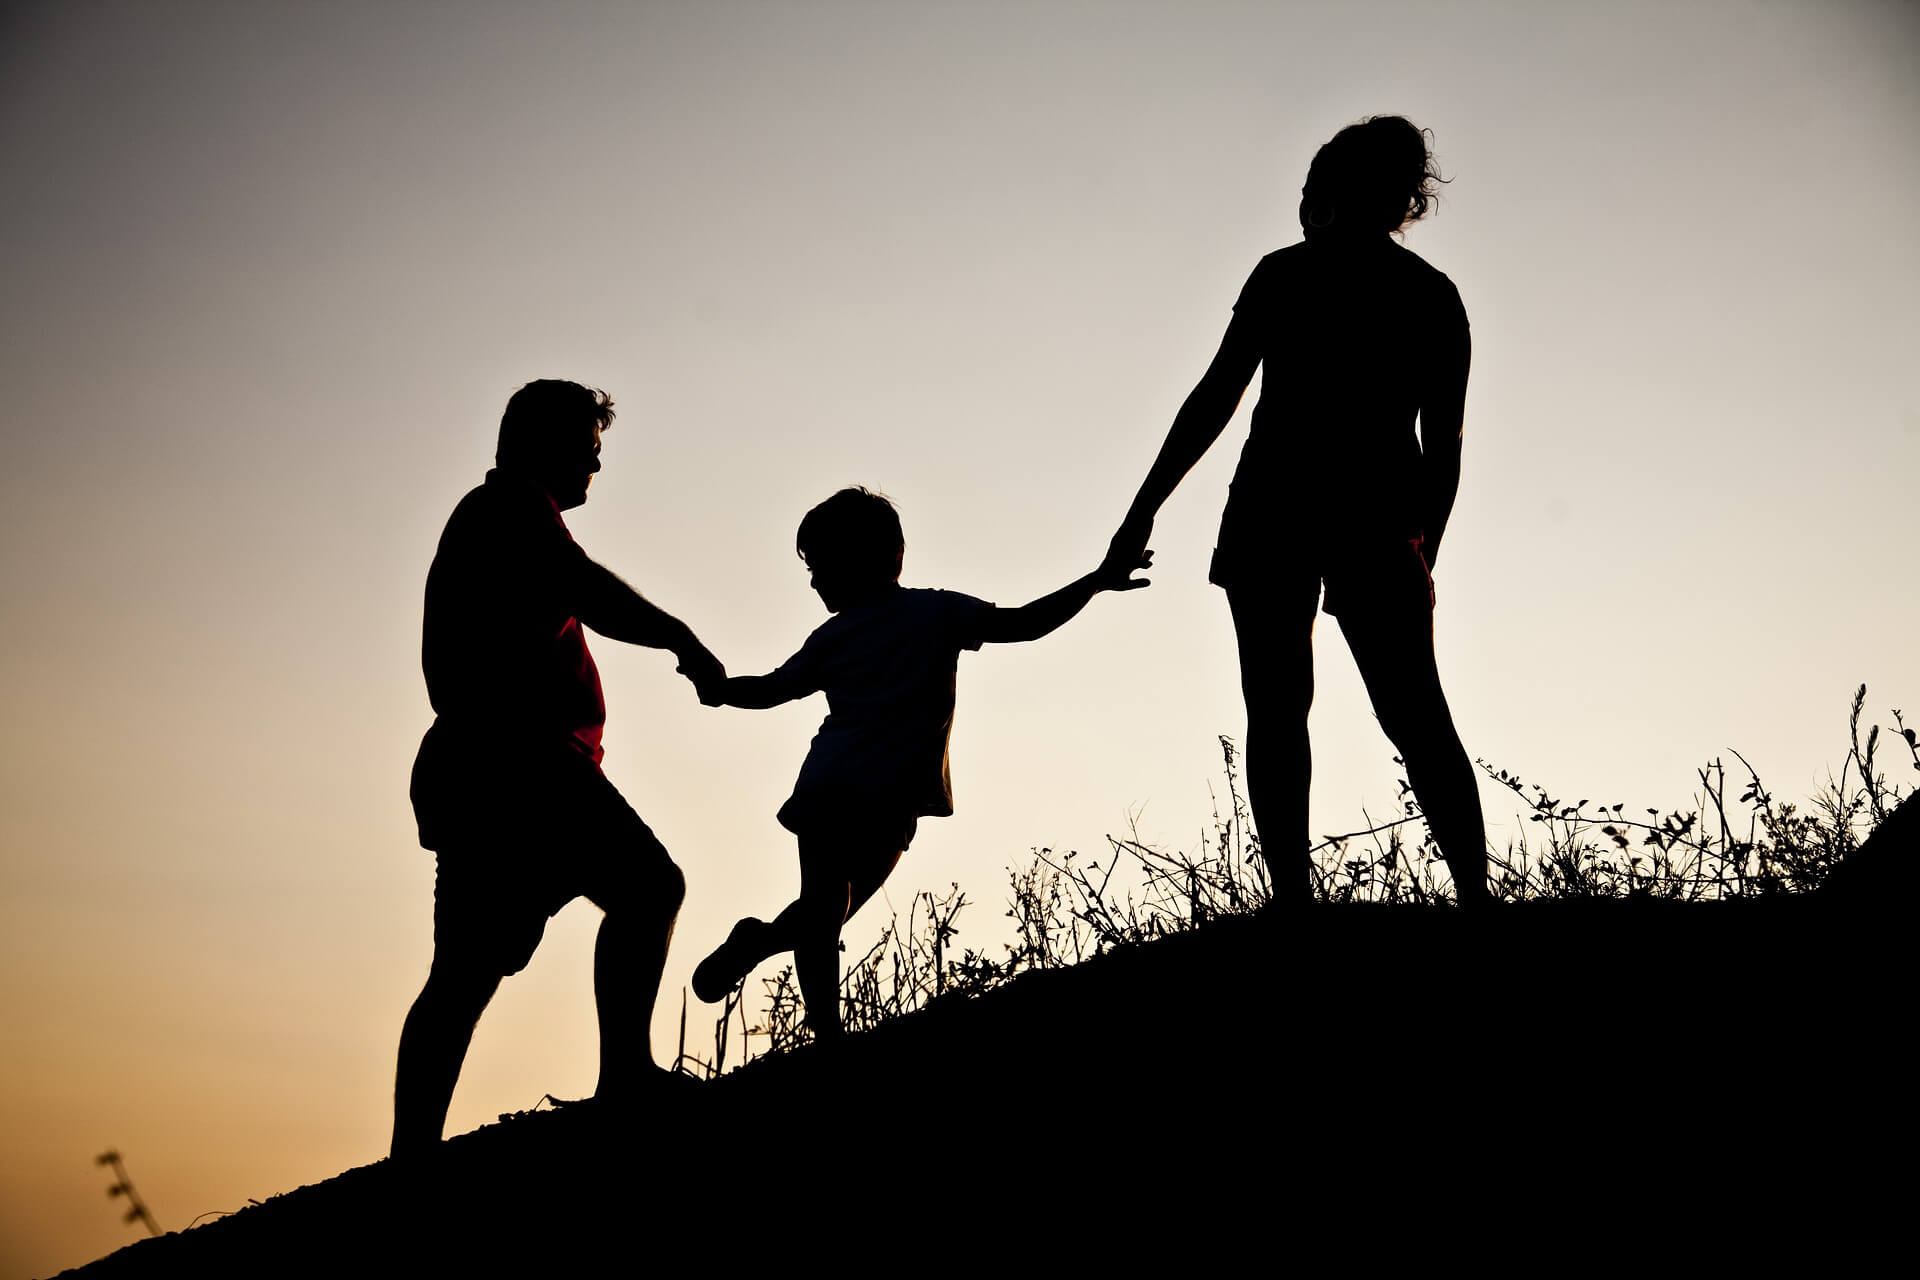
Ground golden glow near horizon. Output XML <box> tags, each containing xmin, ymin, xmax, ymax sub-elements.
<box><xmin>3</xmin><ymin>2</ymin><xmax>1917</xmax><ymax>1273</ymax></box>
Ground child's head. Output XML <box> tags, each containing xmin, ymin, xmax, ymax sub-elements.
<box><xmin>796</xmin><ymin>487</ymin><xmax>904</xmax><ymax>611</ymax></box>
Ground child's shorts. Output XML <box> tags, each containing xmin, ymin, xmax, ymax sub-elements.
<box><xmin>778</xmin><ymin>788</ymin><xmax>919</xmax><ymax>855</ymax></box>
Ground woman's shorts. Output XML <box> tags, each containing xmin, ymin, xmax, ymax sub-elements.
<box><xmin>1209</xmin><ymin>533</ymin><xmax>1433</xmax><ymax>618</ymax></box>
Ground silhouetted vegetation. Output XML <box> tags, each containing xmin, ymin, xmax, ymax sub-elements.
<box><xmin>674</xmin><ymin>685</ymin><xmax>1913</xmax><ymax>1076</ymax></box>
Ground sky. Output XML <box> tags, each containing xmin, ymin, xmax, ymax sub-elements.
<box><xmin>2</xmin><ymin>0</ymin><xmax>1916</xmax><ymax>1272</ymax></box>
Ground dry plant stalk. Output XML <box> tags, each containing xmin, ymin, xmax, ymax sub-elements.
<box><xmin>668</xmin><ymin>687</ymin><xmax>1911</xmax><ymax>1080</ymax></box>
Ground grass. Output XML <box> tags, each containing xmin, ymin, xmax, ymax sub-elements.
<box><xmin>672</xmin><ymin>684</ymin><xmax>1914</xmax><ymax>1078</ymax></box>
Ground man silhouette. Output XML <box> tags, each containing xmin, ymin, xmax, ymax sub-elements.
<box><xmin>392</xmin><ymin>379</ymin><xmax>723</xmax><ymax>1157</ymax></box>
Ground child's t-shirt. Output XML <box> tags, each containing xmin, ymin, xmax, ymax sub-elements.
<box><xmin>770</xmin><ymin>586</ymin><xmax>994</xmax><ymax>830</ymax></box>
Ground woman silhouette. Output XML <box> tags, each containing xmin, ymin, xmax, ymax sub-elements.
<box><xmin>1105</xmin><ymin>116</ymin><xmax>1490</xmax><ymax>908</ymax></box>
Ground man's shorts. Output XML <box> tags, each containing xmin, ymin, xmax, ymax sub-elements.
<box><xmin>1209</xmin><ymin>532</ymin><xmax>1434</xmax><ymax>619</ymax></box>
<box><xmin>412</xmin><ymin>731</ymin><xmax>678</xmax><ymax>978</ymax></box>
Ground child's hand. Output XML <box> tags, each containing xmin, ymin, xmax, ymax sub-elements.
<box><xmin>1094</xmin><ymin>548</ymin><xmax>1153</xmax><ymax>593</ymax></box>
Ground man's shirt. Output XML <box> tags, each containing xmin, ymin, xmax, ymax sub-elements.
<box><xmin>419</xmin><ymin>468</ymin><xmax>607</xmax><ymax>766</ymax></box>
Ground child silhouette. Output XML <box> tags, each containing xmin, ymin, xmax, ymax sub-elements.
<box><xmin>691</xmin><ymin>487</ymin><xmax>1148</xmax><ymax>1039</ymax></box>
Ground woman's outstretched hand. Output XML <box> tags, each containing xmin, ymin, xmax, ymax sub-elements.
<box><xmin>1101</xmin><ymin>515</ymin><xmax>1154</xmax><ymax>586</ymax></box>
<box><xmin>1094</xmin><ymin>547</ymin><xmax>1154</xmax><ymax>592</ymax></box>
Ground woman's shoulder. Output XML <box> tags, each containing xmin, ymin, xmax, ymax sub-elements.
<box><xmin>1250</xmin><ymin>241</ymin><xmax>1312</xmax><ymax>274</ymax></box>
<box><xmin>1385</xmin><ymin>240</ymin><xmax>1459</xmax><ymax>284</ymax></box>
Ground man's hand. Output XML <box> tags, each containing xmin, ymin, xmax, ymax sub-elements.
<box><xmin>675</xmin><ymin>647</ymin><xmax>727</xmax><ymax>706</ymax></box>
<box><xmin>1093</xmin><ymin>548</ymin><xmax>1153</xmax><ymax>593</ymax></box>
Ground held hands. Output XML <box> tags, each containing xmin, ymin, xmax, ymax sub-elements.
<box><xmin>1093</xmin><ymin>547</ymin><xmax>1153</xmax><ymax>593</ymax></box>
<box><xmin>675</xmin><ymin>647</ymin><xmax>728</xmax><ymax>706</ymax></box>
<box><xmin>1097</xmin><ymin>514</ymin><xmax>1155</xmax><ymax>592</ymax></box>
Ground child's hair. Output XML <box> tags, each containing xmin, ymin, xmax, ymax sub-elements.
<box><xmin>796</xmin><ymin>487</ymin><xmax>905</xmax><ymax>580</ymax></box>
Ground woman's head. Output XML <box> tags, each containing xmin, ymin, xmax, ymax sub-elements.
<box><xmin>1299</xmin><ymin>116</ymin><xmax>1445</xmax><ymax>239</ymax></box>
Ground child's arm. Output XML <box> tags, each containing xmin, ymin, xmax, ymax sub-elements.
<box><xmin>698</xmin><ymin>668</ymin><xmax>815</xmax><ymax>709</ymax></box>
<box><xmin>978</xmin><ymin>552</ymin><xmax>1152</xmax><ymax>645</ymax></box>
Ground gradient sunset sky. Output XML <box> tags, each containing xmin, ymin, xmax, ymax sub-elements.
<box><xmin>3</xmin><ymin>1</ymin><xmax>1916</xmax><ymax>1272</ymax></box>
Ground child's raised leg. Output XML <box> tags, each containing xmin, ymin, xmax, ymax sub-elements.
<box><xmin>784</xmin><ymin>824</ymin><xmax>905</xmax><ymax>1040</ymax></box>
<box><xmin>692</xmin><ymin>818</ymin><xmax>908</xmax><ymax>1027</ymax></box>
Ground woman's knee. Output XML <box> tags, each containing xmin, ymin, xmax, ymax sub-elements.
<box><xmin>1376</xmin><ymin>699</ymin><xmax>1463</xmax><ymax>762</ymax></box>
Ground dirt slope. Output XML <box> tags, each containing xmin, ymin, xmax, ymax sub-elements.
<box><xmin>59</xmin><ymin>895</ymin><xmax>1902</xmax><ymax>1275</ymax></box>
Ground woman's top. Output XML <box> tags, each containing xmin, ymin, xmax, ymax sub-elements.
<box><xmin>1215</xmin><ymin>236</ymin><xmax>1469</xmax><ymax>569</ymax></box>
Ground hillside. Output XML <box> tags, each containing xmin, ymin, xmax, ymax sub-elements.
<box><xmin>59</xmin><ymin>848</ymin><xmax>1907</xmax><ymax>1274</ymax></box>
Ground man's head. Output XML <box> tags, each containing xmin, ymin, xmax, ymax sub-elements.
<box><xmin>795</xmin><ymin>487</ymin><xmax>904</xmax><ymax>612</ymax></box>
<box><xmin>496</xmin><ymin>379</ymin><xmax>616</xmax><ymax>510</ymax></box>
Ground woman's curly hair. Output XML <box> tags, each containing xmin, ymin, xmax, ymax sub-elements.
<box><xmin>1300</xmin><ymin>116</ymin><xmax>1448</xmax><ymax>236</ymax></box>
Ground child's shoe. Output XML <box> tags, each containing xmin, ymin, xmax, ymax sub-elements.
<box><xmin>691</xmin><ymin>917</ymin><xmax>775</xmax><ymax>1002</ymax></box>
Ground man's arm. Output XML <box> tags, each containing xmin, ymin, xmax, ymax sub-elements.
<box><xmin>1102</xmin><ymin>314</ymin><xmax>1263</xmax><ymax>576</ymax></box>
<box><xmin>570</xmin><ymin>554</ymin><xmax>725</xmax><ymax>683</ymax></box>
<box><xmin>978</xmin><ymin>553</ymin><xmax>1152</xmax><ymax>646</ymax></box>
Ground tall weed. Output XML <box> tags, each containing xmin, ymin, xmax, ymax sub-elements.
<box><xmin>674</xmin><ymin>686</ymin><xmax>1912</xmax><ymax>1076</ymax></box>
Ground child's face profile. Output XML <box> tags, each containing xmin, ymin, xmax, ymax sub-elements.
<box><xmin>805</xmin><ymin>551</ymin><xmax>897</xmax><ymax>613</ymax></box>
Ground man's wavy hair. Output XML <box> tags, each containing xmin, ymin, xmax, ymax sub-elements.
<box><xmin>796</xmin><ymin>487</ymin><xmax>905</xmax><ymax>581</ymax></box>
<box><xmin>1300</xmin><ymin>116</ymin><xmax>1447</xmax><ymax>237</ymax></box>
<box><xmin>497</xmin><ymin>379</ymin><xmax>615</xmax><ymax>467</ymax></box>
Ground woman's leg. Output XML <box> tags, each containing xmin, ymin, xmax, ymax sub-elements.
<box><xmin>1226</xmin><ymin>585</ymin><xmax>1319</xmax><ymax>905</ymax></box>
<box><xmin>1336</xmin><ymin>599</ymin><xmax>1489</xmax><ymax>907</ymax></box>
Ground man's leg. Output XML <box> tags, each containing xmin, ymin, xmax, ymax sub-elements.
<box><xmin>1337</xmin><ymin>599</ymin><xmax>1490</xmax><ymax>908</ymax></box>
<box><xmin>392</xmin><ymin>956</ymin><xmax>501</xmax><ymax>1159</ymax></box>
<box><xmin>575</xmin><ymin>779</ymin><xmax>688</xmax><ymax>1098</ymax></box>
<box><xmin>591</xmin><ymin>859</ymin><xmax>685</xmax><ymax>1097</ymax></box>
<box><xmin>1227</xmin><ymin>587</ymin><xmax>1319</xmax><ymax>905</ymax></box>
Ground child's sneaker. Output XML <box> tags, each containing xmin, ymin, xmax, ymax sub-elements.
<box><xmin>691</xmin><ymin>917</ymin><xmax>774</xmax><ymax>1002</ymax></box>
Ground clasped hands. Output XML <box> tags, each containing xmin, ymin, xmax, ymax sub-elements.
<box><xmin>675</xmin><ymin>647</ymin><xmax>728</xmax><ymax>707</ymax></box>
<box><xmin>1098</xmin><ymin>514</ymin><xmax>1155</xmax><ymax>591</ymax></box>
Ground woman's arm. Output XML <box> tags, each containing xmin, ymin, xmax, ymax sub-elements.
<box><xmin>1417</xmin><ymin>304</ymin><xmax>1471</xmax><ymax>568</ymax></box>
<box><xmin>1102</xmin><ymin>314</ymin><xmax>1263</xmax><ymax>574</ymax></box>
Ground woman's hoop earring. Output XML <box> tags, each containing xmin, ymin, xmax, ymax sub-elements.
<box><xmin>1307</xmin><ymin>204</ymin><xmax>1336</xmax><ymax>230</ymax></box>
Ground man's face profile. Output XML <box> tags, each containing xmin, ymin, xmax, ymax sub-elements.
<box><xmin>538</xmin><ymin>420</ymin><xmax>603</xmax><ymax>511</ymax></box>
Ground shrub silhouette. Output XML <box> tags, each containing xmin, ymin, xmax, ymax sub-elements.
<box><xmin>666</xmin><ymin>684</ymin><xmax>1913</xmax><ymax>1076</ymax></box>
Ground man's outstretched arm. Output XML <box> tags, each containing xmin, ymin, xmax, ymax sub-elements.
<box><xmin>572</xmin><ymin>556</ymin><xmax>724</xmax><ymax>685</ymax></box>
